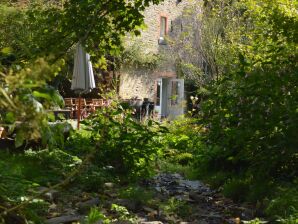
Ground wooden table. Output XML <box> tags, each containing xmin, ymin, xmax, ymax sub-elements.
<box><xmin>51</xmin><ymin>109</ymin><xmax>72</xmax><ymax>120</ymax></box>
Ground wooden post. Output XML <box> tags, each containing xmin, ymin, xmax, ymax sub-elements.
<box><xmin>77</xmin><ymin>96</ymin><xmax>81</xmax><ymax>129</ymax></box>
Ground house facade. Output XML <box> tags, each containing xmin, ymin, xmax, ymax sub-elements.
<box><xmin>119</xmin><ymin>0</ymin><xmax>194</xmax><ymax>119</ymax></box>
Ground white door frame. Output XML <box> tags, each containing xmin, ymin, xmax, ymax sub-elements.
<box><xmin>155</xmin><ymin>78</ymin><xmax>184</xmax><ymax>119</ymax></box>
<box><xmin>167</xmin><ymin>78</ymin><xmax>184</xmax><ymax>119</ymax></box>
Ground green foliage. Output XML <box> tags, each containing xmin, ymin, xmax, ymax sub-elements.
<box><xmin>85</xmin><ymin>207</ymin><xmax>110</xmax><ymax>224</ymax></box>
<box><xmin>157</xmin><ymin>118</ymin><xmax>203</xmax><ymax>178</ymax></box>
<box><xmin>81</xmin><ymin>101</ymin><xmax>165</xmax><ymax>182</ymax></box>
<box><xmin>0</xmin><ymin>58</ymin><xmax>66</xmax><ymax>146</ymax></box>
<box><xmin>74</xmin><ymin>163</ymin><xmax>110</xmax><ymax>192</ymax></box>
<box><xmin>0</xmin><ymin>0</ymin><xmax>162</xmax><ymax>63</ymax></box>
<box><xmin>171</xmin><ymin>0</ymin><xmax>298</xmax><ymax>220</ymax></box>
<box><xmin>159</xmin><ymin>160</ymin><xmax>197</xmax><ymax>180</ymax></box>
<box><xmin>85</xmin><ymin>204</ymin><xmax>138</xmax><ymax>224</ymax></box>
<box><xmin>159</xmin><ymin>197</ymin><xmax>192</xmax><ymax>219</ymax></box>
<box><xmin>265</xmin><ymin>183</ymin><xmax>298</xmax><ymax>219</ymax></box>
<box><xmin>119</xmin><ymin>43</ymin><xmax>163</xmax><ymax>69</ymax></box>
<box><xmin>242</xmin><ymin>218</ymin><xmax>267</xmax><ymax>224</ymax></box>
<box><xmin>222</xmin><ymin>178</ymin><xmax>250</xmax><ymax>202</ymax></box>
<box><xmin>161</xmin><ymin>118</ymin><xmax>202</xmax><ymax>155</ymax></box>
<box><xmin>0</xmin><ymin>148</ymin><xmax>82</xmax><ymax>222</ymax></box>
<box><xmin>23</xmin><ymin>199</ymin><xmax>49</xmax><ymax>224</ymax></box>
<box><xmin>174</xmin><ymin>152</ymin><xmax>193</xmax><ymax>165</ymax></box>
<box><xmin>199</xmin><ymin>0</ymin><xmax>297</xmax><ymax>183</ymax></box>
<box><xmin>0</xmin><ymin>0</ymin><xmax>162</xmax><ymax>145</ymax></box>
<box><xmin>0</xmin><ymin>149</ymin><xmax>81</xmax><ymax>198</ymax></box>
<box><xmin>119</xmin><ymin>185</ymin><xmax>154</xmax><ymax>206</ymax></box>
<box><xmin>111</xmin><ymin>204</ymin><xmax>137</xmax><ymax>223</ymax></box>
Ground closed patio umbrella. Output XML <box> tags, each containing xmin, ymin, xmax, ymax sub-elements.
<box><xmin>71</xmin><ymin>43</ymin><xmax>96</xmax><ymax>129</ymax></box>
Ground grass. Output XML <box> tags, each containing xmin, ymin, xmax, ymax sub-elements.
<box><xmin>158</xmin><ymin>159</ymin><xmax>198</xmax><ymax>180</ymax></box>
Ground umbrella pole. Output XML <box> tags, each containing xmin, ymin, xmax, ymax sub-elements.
<box><xmin>77</xmin><ymin>95</ymin><xmax>81</xmax><ymax>129</ymax></box>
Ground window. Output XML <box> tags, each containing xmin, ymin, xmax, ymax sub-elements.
<box><xmin>159</xmin><ymin>16</ymin><xmax>167</xmax><ymax>45</ymax></box>
<box><xmin>171</xmin><ymin>81</ymin><xmax>180</xmax><ymax>106</ymax></box>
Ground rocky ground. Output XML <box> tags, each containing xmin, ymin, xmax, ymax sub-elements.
<box><xmin>43</xmin><ymin>173</ymin><xmax>260</xmax><ymax>224</ymax></box>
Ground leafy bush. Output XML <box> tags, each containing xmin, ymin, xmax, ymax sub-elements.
<box><xmin>265</xmin><ymin>184</ymin><xmax>298</xmax><ymax>218</ymax></box>
<box><xmin>175</xmin><ymin>152</ymin><xmax>193</xmax><ymax>165</ymax></box>
<box><xmin>85</xmin><ymin>207</ymin><xmax>110</xmax><ymax>224</ymax></box>
<box><xmin>222</xmin><ymin>178</ymin><xmax>250</xmax><ymax>202</ymax></box>
<box><xmin>162</xmin><ymin>118</ymin><xmax>202</xmax><ymax>154</ymax></box>
<box><xmin>110</xmin><ymin>203</ymin><xmax>137</xmax><ymax>222</ymax></box>
<box><xmin>179</xmin><ymin>1</ymin><xmax>298</xmax><ymax>221</ymax></box>
<box><xmin>119</xmin><ymin>185</ymin><xmax>155</xmax><ymax>206</ymax></box>
<box><xmin>159</xmin><ymin>197</ymin><xmax>192</xmax><ymax>219</ymax></box>
<box><xmin>0</xmin><ymin>148</ymin><xmax>83</xmax><ymax>223</ymax></box>
<box><xmin>82</xmin><ymin>102</ymin><xmax>166</xmax><ymax>182</ymax></box>
<box><xmin>160</xmin><ymin>118</ymin><xmax>203</xmax><ymax>166</ymax></box>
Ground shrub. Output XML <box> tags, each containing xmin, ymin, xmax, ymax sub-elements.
<box><xmin>82</xmin><ymin>102</ymin><xmax>165</xmax><ymax>182</ymax></box>
<box><xmin>265</xmin><ymin>183</ymin><xmax>298</xmax><ymax>219</ymax></box>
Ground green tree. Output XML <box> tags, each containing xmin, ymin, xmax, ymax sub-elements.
<box><xmin>0</xmin><ymin>0</ymin><xmax>162</xmax><ymax>145</ymax></box>
<box><xmin>173</xmin><ymin>0</ymin><xmax>298</xmax><ymax>216</ymax></box>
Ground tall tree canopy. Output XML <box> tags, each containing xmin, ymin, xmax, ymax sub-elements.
<box><xmin>171</xmin><ymin>0</ymin><xmax>297</xmax><ymax>210</ymax></box>
<box><xmin>0</xmin><ymin>0</ymin><xmax>161</xmax><ymax>145</ymax></box>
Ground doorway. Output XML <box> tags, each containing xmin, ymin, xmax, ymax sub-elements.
<box><xmin>155</xmin><ymin>78</ymin><xmax>184</xmax><ymax>119</ymax></box>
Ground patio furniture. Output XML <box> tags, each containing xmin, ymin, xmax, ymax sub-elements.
<box><xmin>130</xmin><ymin>98</ymin><xmax>143</xmax><ymax>121</ymax></box>
<box><xmin>64</xmin><ymin>98</ymin><xmax>76</xmax><ymax>118</ymax></box>
<box><xmin>103</xmin><ymin>99</ymin><xmax>112</xmax><ymax>107</ymax></box>
<box><xmin>74</xmin><ymin>98</ymin><xmax>90</xmax><ymax>119</ymax></box>
<box><xmin>92</xmin><ymin>99</ymin><xmax>104</xmax><ymax>110</ymax></box>
<box><xmin>52</xmin><ymin>109</ymin><xmax>72</xmax><ymax>120</ymax></box>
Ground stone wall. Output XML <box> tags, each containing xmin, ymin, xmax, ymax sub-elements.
<box><xmin>119</xmin><ymin>69</ymin><xmax>176</xmax><ymax>100</ymax></box>
<box><xmin>119</xmin><ymin>0</ymin><xmax>193</xmax><ymax>101</ymax></box>
<box><xmin>136</xmin><ymin>0</ymin><xmax>189</xmax><ymax>54</ymax></box>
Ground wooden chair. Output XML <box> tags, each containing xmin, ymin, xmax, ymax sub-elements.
<box><xmin>64</xmin><ymin>98</ymin><xmax>75</xmax><ymax>118</ymax></box>
<box><xmin>90</xmin><ymin>99</ymin><xmax>103</xmax><ymax>111</ymax></box>
<box><xmin>102</xmin><ymin>99</ymin><xmax>112</xmax><ymax>107</ymax></box>
<box><xmin>74</xmin><ymin>98</ymin><xmax>90</xmax><ymax>119</ymax></box>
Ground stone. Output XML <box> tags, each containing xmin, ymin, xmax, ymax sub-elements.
<box><xmin>189</xmin><ymin>191</ymin><xmax>207</xmax><ymax>203</ymax></box>
<box><xmin>115</xmin><ymin>199</ymin><xmax>138</xmax><ymax>211</ymax></box>
<box><xmin>140</xmin><ymin>222</ymin><xmax>163</xmax><ymax>224</ymax></box>
<box><xmin>143</xmin><ymin>206</ymin><xmax>157</xmax><ymax>214</ymax></box>
<box><xmin>181</xmin><ymin>180</ymin><xmax>203</xmax><ymax>190</ymax></box>
<box><xmin>104</xmin><ymin>182</ymin><xmax>114</xmax><ymax>188</ymax></box>
<box><xmin>111</xmin><ymin>221</ymin><xmax>131</xmax><ymax>224</ymax></box>
<box><xmin>172</xmin><ymin>173</ymin><xmax>183</xmax><ymax>179</ymax></box>
<box><xmin>44</xmin><ymin>190</ymin><xmax>59</xmax><ymax>202</ymax></box>
<box><xmin>77</xmin><ymin>197</ymin><xmax>100</xmax><ymax>214</ymax></box>
<box><xmin>36</xmin><ymin>187</ymin><xmax>59</xmax><ymax>202</ymax></box>
<box><xmin>45</xmin><ymin>215</ymin><xmax>84</xmax><ymax>224</ymax></box>
<box><xmin>48</xmin><ymin>203</ymin><xmax>57</xmax><ymax>210</ymax></box>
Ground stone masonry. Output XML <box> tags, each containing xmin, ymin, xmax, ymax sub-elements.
<box><xmin>119</xmin><ymin>0</ymin><xmax>194</xmax><ymax>101</ymax></box>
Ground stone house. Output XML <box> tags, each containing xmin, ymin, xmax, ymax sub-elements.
<box><xmin>118</xmin><ymin>0</ymin><xmax>194</xmax><ymax>119</ymax></box>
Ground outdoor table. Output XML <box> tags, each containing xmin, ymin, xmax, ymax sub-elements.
<box><xmin>51</xmin><ymin>109</ymin><xmax>72</xmax><ymax>120</ymax></box>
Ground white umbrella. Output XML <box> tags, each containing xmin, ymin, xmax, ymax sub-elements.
<box><xmin>71</xmin><ymin>43</ymin><xmax>96</xmax><ymax>129</ymax></box>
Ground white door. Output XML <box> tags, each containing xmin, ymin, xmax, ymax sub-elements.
<box><xmin>154</xmin><ymin>79</ymin><xmax>162</xmax><ymax>117</ymax></box>
<box><xmin>167</xmin><ymin>79</ymin><xmax>184</xmax><ymax>119</ymax></box>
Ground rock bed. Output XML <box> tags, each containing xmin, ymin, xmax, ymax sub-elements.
<box><xmin>44</xmin><ymin>173</ymin><xmax>258</xmax><ymax>224</ymax></box>
<box><xmin>140</xmin><ymin>173</ymin><xmax>256</xmax><ymax>223</ymax></box>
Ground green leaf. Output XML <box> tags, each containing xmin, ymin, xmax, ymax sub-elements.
<box><xmin>15</xmin><ymin>131</ymin><xmax>25</xmax><ymax>148</ymax></box>
<box><xmin>5</xmin><ymin>112</ymin><xmax>15</xmax><ymax>123</ymax></box>
<box><xmin>32</xmin><ymin>91</ymin><xmax>52</xmax><ymax>101</ymax></box>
